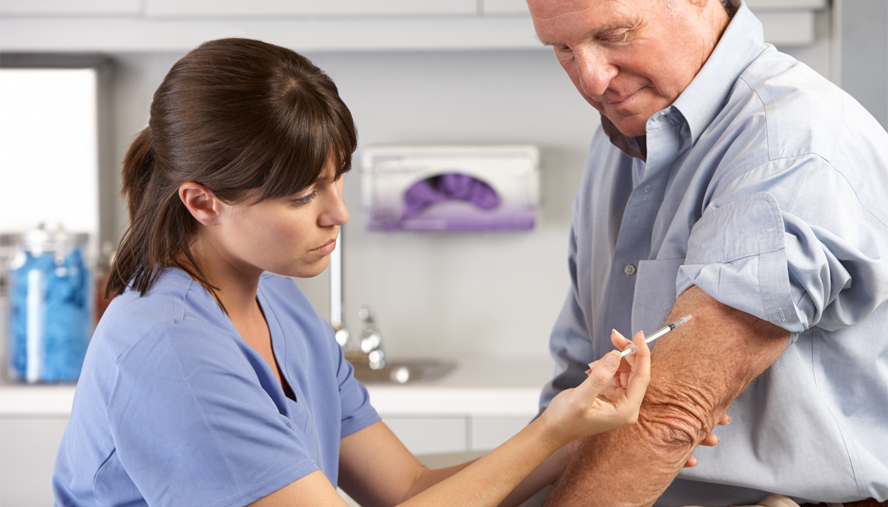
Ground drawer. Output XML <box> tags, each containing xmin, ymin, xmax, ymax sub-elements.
<box><xmin>382</xmin><ymin>416</ymin><xmax>468</xmax><ymax>455</ymax></box>
<box><xmin>469</xmin><ymin>415</ymin><xmax>531</xmax><ymax>451</ymax></box>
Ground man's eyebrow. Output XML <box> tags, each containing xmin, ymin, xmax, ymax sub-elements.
<box><xmin>535</xmin><ymin>23</ymin><xmax>633</xmax><ymax>47</ymax></box>
<box><xmin>535</xmin><ymin>35</ymin><xmax>556</xmax><ymax>47</ymax></box>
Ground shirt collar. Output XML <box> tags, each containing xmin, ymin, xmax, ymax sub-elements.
<box><xmin>671</xmin><ymin>0</ymin><xmax>766</xmax><ymax>145</ymax></box>
<box><xmin>602</xmin><ymin>115</ymin><xmax>647</xmax><ymax>161</ymax></box>
<box><xmin>605</xmin><ymin>0</ymin><xmax>766</xmax><ymax>159</ymax></box>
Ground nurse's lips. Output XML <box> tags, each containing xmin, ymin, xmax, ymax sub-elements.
<box><xmin>311</xmin><ymin>238</ymin><xmax>337</xmax><ymax>256</ymax></box>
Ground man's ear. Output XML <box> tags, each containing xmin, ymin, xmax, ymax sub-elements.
<box><xmin>179</xmin><ymin>182</ymin><xmax>222</xmax><ymax>226</ymax></box>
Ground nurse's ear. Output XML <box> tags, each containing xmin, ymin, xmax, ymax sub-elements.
<box><xmin>179</xmin><ymin>182</ymin><xmax>223</xmax><ymax>226</ymax></box>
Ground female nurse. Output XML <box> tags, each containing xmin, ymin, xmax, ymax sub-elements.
<box><xmin>52</xmin><ymin>38</ymin><xmax>658</xmax><ymax>507</ymax></box>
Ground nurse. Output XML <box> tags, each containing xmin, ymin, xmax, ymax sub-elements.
<box><xmin>52</xmin><ymin>38</ymin><xmax>651</xmax><ymax>506</ymax></box>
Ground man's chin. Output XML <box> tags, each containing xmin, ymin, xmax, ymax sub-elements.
<box><xmin>605</xmin><ymin>115</ymin><xmax>647</xmax><ymax>138</ymax></box>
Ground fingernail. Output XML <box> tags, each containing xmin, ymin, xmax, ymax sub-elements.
<box><xmin>584</xmin><ymin>368</ymin><xmax>591</xmax><ymax>375</ymax></box>
<box><xmin>611</xmin><ymin>328</ymin><xmax>626</xmax><ymax>339</ymax></box>
<box><xmin>604</xmin><ymin>351</ymin><xmax>620</xmax><ymax>368</ymax></box>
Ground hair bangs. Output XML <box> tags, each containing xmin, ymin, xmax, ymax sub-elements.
<box><xmin>254</xmin><ymin>83</ymin><xmax>357</xmax><ymax>203</ymax></box>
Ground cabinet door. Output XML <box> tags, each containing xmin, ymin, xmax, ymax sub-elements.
<box><xmin>469</xmin><ymin>415</ymin><xmax>530</xmax><ymax>452</ymax></box>
<box><xmin>145</xmin><ymin>0</ymin><xmax>476</xmax><ymax>17</ymax></box>
<box><xmin>481</xmin><ymin>0</ymin><xmax>528</xmax><ymax>14</ymax></box>
<box><xmin>382</xmin><ymin>416</ymin><xmax>468</xmax><ymax>456</ymax></box>
<box><xmin>0</xmin><ymin>416</ymin><xmax>69</xmax><ymax>506</ymax></box>
<box><xmin>0</xmin><ymin>0</ymin><xmax>140</xmax><ymax>15</ymax></box>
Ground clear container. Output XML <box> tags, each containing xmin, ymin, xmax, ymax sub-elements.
<box><xmin>3</xmin><ymin>226</ymin><xmax>93</xmax><ymax>383</ymax></box>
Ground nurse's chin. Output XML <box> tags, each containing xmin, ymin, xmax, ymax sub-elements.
<box><xmin>272</xmin><ymin>257</ymin><xmax>331</xmax><ymax>280</ymax></box>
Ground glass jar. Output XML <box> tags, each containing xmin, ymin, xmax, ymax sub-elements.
<box><xmin>3</xmin><ymin>226</ymin><xmax>93</xmax><ymax>383</ymax></box>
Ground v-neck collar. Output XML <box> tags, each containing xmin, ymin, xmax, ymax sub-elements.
<box><xmin>257</xmin><ymin>286</ymin><xmax>302</xmax><ymax>404</ymax></box>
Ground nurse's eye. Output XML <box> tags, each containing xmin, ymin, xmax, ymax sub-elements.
<box><xmin>291</xmin><ymin>191</ymin><xmax>317</xmax><ymax>206</ymax></box>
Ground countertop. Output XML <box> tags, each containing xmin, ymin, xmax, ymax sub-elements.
<box><xmin>0</xmin><ymin>354</ymin><xmax>555</xmax><ymax>418</ymax></box>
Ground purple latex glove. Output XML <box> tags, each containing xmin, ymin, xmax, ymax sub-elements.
<box><xmin>403</xmin><ymin>173</ymin><xmax>499</xmax><ymax>217</ymax></box>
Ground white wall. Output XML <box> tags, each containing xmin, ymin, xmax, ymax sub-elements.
<box><xmin>101</xmin><ymin>29</ymin><xmax>835</xmax><ymax>360</ymax></box>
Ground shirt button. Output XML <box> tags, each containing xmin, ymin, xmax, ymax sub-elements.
<box><xmin>624</xmin><ymin>264</ymin><xmax>637</xmax><ymax>276</ymax></box>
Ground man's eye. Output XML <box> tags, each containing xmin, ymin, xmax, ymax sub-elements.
<box><xmin>601</xmin><ymin>32</ymin><xmax>629</xmax><ymax>43</ymax></box>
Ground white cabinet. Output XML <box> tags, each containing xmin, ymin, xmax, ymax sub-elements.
<box><xmin>0</xmin><ymin>416</ymin><xmax>68</xmax><ymax>507</ymax></box>
<box><xmin>0</xmin><ymin>413</ymin><xmax>530</xmax><ymax>505</ymax></box>
<box><xmin>145</xmin><ymin>0</ymin><xmax>476</xmax><ymax>17</ymax></box>
<box><xmin>383</xmin><ymin>416</ymin><xmax>469</xmax><ymax>455</ymax></box>
<box><xmin>0</xmin><ymin>0</ymin><xmax>140</xmax><ymax>15</ymax></box>
<box><xmin>470</xmin><ymin>415</ymin><xmax>531</xmax><ymax>451</ymax></box>
<box><xmin>481</xmin><ymin>0</ymin><xmax>528</xmax><ymax>15</ymax></box>
<box><xmin>0</xmin><ymin>356</ymin><xmax>550</xmax><ymax>502</ymax></box>
<box><xmin>0</xmin><ymin>0</ymin><xmax>830</xmax><ymax>51</ymax></box>
<box><xmin>381</xmin><ymin>415</ymin><xmax>533</xmax><ymax>455</ymax></box>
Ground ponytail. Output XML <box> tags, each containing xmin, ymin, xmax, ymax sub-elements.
<box><xmin>106</xmin><ymin>128</ymin><xmax>209</xmax><ymax>301</ymax></box>
<box><xmin>106</xmin><ymin>127</ymin><xmax>160</xmax><ymax>299</ymax></box>
<box><xmin>121</xmin><ymin>127</ymin><xmax>154</xmax><ymax>221</ymax></box>
<box><xmin>105</xmin><ymin>127</ymin><xmax>224</xmax><ymax>306</ymax></box>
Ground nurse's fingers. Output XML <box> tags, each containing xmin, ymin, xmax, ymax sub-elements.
<box><xmin>623</xmin><ymin>331</ymin><xmax>651</xmax><ymax>404</ymax></box>
<box><xmin>575</xmin><ymin>351</ymin><xmax>621</xmax><ymax>400</ymax></box>
<box><xmin>610</xmin><ymin>328</ymin><xmax>634</xmax><ymax>351</ymax></box>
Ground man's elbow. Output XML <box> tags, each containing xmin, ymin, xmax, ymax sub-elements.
<box><xmin>638</xmin><ymin>385</ymin><xmax>722</xmax><ymax>461</ymax></box>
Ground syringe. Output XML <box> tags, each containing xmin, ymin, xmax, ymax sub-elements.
<box><xmin>620</xmin><ymin>315</ymin><xmax>693</xmax><ymax>357</ymax></box>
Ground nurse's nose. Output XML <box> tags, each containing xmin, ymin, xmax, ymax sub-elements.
<box><xmin>321</xmin><ymin>180</ymin><xmax>350</xmax><ymax>227</ymax></box>
<box><xmin>575</xmin><ymin>46</ymin><xmax>618</xmax><ymax>98</ymax></box>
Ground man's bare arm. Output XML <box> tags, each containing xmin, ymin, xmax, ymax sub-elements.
<box><xmin>544</xmin><ymin>286</ymin><xmax>790</xmax><ymax>507</ymax></box>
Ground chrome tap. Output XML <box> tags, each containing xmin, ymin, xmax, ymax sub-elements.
<box><xmin>330</xmin><ymin>229</ymin><xmax>385</xmax><ymax>370</ymax></box>
<box><xmin>358</xmin><ymin>306</ymin><xmax>386</xmax><ymax>370</ymax></box>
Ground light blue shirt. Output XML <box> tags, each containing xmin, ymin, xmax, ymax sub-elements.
<box><xmin>53</xmin><ymin>269</ymin><xmax>380</xmax><ymax>506</ymax></box>
<box><xmin>540</xmin><ymin>2</ymin><xmax>888</xmax><ymax>505</ymax></box>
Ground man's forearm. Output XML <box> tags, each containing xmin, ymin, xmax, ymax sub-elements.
<box><xmin>545</xmin><ymin>286</ymin><xmax>790</xmax><ymax>507</ymax></box>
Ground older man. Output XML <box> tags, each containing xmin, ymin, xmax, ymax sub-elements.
<box><xmin>528</xmin><ymin>0</ymin><xmax>888</xmax><ymax>505</ymax></box>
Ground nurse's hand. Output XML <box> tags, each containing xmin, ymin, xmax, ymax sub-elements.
<box><xmin>605</xmin><ymin>329</ymin><xmax>730</xmax><ymax>468</ymax></box>
<box><xmin>537</xmin><ymin>330</ymin><xmax>650</xmax><ymax>448</ymax></box>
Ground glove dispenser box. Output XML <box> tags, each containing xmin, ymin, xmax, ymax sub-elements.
<box><xmin>361</xmin><ymin>145</ymin><xmax>540</xmax><ymax>231</ymax></box>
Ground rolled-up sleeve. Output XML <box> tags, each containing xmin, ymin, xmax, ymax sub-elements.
<box><xmin>678</xmin><ymin>157</ymin><xmax>888</xmax><ymax>338</ymax></box>
<box><xmin>678</xmin><ymin>192</ymin><xmax>800</xmax><ymax>332</ymax></box>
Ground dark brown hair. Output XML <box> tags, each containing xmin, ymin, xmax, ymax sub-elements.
<box><xmin>106</xmin><ymin>38</ymin><xmax>357</xmax><ymax>302</ymax></box>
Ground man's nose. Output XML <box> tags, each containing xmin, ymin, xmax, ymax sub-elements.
<box><xmin>575</xmin><ymin>47</ymin><xmax>618</xmax><ymax>98</ymax></box>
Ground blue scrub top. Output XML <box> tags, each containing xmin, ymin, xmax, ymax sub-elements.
<box><xmin>53</xmin><ymin>268</ymin><xmax>380</xmax><ymax>507</ymax></box>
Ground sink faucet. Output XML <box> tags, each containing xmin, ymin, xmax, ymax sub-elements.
<box><xmin>330</xmin><ymin>229</ymin><xmax>386</xmax><ymax>370</ymax></box>
<box><xmin>358</xmin><ymin>306</ymin><xmax>386</xmax><ymax>370</ymax></box>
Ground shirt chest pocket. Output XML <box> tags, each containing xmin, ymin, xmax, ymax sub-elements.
<box><xmin>631</xmin><ymin>258</ymin><xmax>683</xmax><ymax>340</ymax></box>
